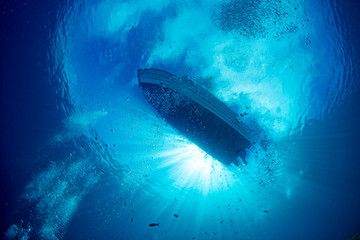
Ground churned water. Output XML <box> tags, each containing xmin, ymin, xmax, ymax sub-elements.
<box><xmin>1</xmin><ymin>0</ymin><xmax>359</xmax><ymax>239</ymax></box>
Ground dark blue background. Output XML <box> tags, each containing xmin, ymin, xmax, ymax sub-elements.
<box><xmin>1</xmin><ymin>0</ymin><xmax>360</xmax><ymax>239</ymax></box>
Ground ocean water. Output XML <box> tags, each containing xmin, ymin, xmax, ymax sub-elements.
<box><xmin>1</xmin><ymin>0</ymin><xmax>359</xmax><ymax>239</ymax></box>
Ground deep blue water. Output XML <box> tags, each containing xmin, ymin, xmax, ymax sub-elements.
<box><xmin>1</xmin><ymin>0</ymin><xmax>360</xmax><ymax>239</ymax></box>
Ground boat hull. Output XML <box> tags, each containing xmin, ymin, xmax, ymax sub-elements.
<box><xmin>138</xmin><ymin>68</ymin><xmax>250</xmax><ymax>165</ymax></box>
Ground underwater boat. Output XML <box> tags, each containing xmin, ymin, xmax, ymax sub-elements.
<box><xmin>138</xmin><ymin>68</ymin><xmax>251</xmax><ymax>165</ymax></box>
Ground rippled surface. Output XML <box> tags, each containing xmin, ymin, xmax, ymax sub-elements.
<box><xmin>1</xmin><ymin>0</ymin><xmax>359</xmax><ymax>239</ymax></box>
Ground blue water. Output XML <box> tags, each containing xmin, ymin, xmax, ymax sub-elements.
<box><xmin>1</xmin><ymin>0</ymin><xmax>359</xmax><ymax>239</ymax></box>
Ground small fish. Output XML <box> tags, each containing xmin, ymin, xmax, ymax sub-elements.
<box><xmin>149</xmin><ymin>223</ymin><xmax>160</xmax><ymax>227</ymax></box>
<box><xmin>173</xmin><ymin>214</ymin><xmax>178</xmax><ymax>218</ymax></box>
<box><xmin>263</xmin><ymin>210</ymin><xmax>270</xmax><ymax>213</ymax></box>
<box><xmin>131</xmin><ymin>218</ymin><xmax>133</xmax><ymax>222</ymax></box>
